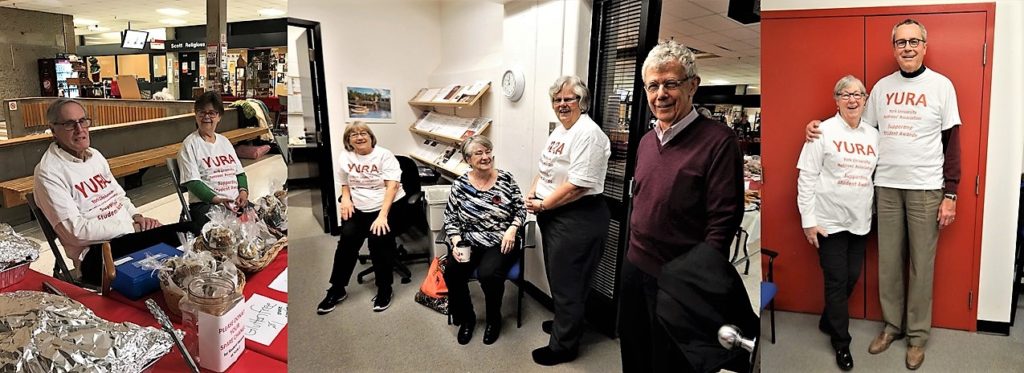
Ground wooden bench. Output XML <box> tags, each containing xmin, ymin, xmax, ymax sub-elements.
<box><xmin>0</xmin><ymin>127</ymin><xmax>270</xmax><ymax>208</ymax></box>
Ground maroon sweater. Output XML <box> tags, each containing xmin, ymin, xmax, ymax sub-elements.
<box><xmin>627</xmin><ymin>116</ymin><xmax>745</xmax><ymax>276</ymax></box>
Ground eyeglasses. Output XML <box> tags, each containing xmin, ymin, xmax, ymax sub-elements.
<box><xmin>893</xmin><ymin>38</ymin><xmax>925</xmax><ymax>48</ymax></box>
<box><xmin>349</xmin><ymin>131</ymin><xmax>371</xmax><ymax>139</ymax></box>
<box><xmin>196</xmin><ymin>110</ymin><xmax>220</xmax><ymax>118</ymax></box>
<box><xmin>551</xmin><ymin>96</ymin><xmax>580</xmax><ymax>105</ymax></box>
<box><xmin>52</xmin><ymin>118</ymin><xmax>92</xmax><ymax>131</ymax></box>
<box><xmin>837</xmin><ymin>92</ymin><xmax>866</xmax><ymax>101</ymax></box>
<box><xmin>644</xmin><ymin>76</ymin><xmax>694</xmax><ymax>93</ymax></box>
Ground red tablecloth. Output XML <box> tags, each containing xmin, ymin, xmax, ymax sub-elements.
<box><xmin>1</xmin><ymin>253</ymin><xmax>288</xmax><ymax>372</ymax></box>
<box><xmin>107</xmin><ymin>250</ymin><xmax>289</xmax><ymax>362</ymax></box>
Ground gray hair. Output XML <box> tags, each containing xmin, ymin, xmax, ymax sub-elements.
<box><xmin>460</xmin><ymin>135</ymin><xmax>493</xmax><ymax>160</ymax></box>
<box><xmin>548</xmin><ymin>76</ymin><xmax>590</xmax><ymax>112</ymax></box>
<box><xmin>642</xmin><ymin>39</ymin><xmax>698</xmax><ymax>82</ymax></box>
<box><xmin>833</xmin><ymin>75</ymin><xmax>867</xmax><ymax>97</ymax></box>
<box><xmin>46</xmin><ymin>98</ymin><xmax>86</xmax><ymax>124</ymax></box>
<box><xmin>892</xmin><ymin>18</ymin><xmax>927</xmax><ymax>43</ymax></box>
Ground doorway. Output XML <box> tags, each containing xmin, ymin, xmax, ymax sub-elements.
<box><xmin>288</xmin><ymin>18</ymin><xmax>337</xmax><ymax>234</ymax></box>
<box><xmin>178</xmin><ymin>52</ymin><xmax>200</xmax><ymax>99</ymax></box>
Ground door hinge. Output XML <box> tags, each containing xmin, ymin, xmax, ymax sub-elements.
<box><xmin>968</xmin><ymin>291</ymin><xmax>973</xmax><ymax>309</ymax></box>
<box><xmin>975</xmin><ymin>175</ymin><xmax>980</xmax><ymax>196</ymax></box>
<box><xmin>308</xmin><ymin>48</ymin><xmax>316</xmax><ymax>62</ymax></box>
<box><xmin>628</xmin><ymin>177</ymin><xmax>636</xmax><ymax>198</ymax></box>
<box><xmin>982</xmin><ymin>43</ymin><xmax>987</xmax><ymax>66</ymax></box>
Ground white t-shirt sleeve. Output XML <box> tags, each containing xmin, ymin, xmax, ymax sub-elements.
<box><xmin>941</xmin><ymin>81</ymin><xmax>962</xmax><ymax>130</ymax></box>
<box><xmin>381</xmin><ymin>151</ymin><xmax>402</xmax><ymax>182</ymax></box>
<box><xmin>566</xmin><ymin>132</ymin><xmax>604</xmax><ymax>188</ymax></box>
<box><xmin>796</xmin><ymin>136</ymin><xmax>824</xmax><ymax>229</ymax></box>
<box><xmin>177</xmin><ymin>140</ymin><xmax>203</xmax><ymax>184</ymax></box>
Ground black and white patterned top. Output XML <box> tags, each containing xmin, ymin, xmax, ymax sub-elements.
<box><xmin>442</xmin><ymin>169</ymin><xmax>527</xmax><ymax>248</ymax></box>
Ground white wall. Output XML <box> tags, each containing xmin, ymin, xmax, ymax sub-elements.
<box><xmin>289</xmin><ymin>0</ymin><xmax>444</xmax><ymax>227</ymax></box>
<box><xmin>763</xmin><ymin>0</ymin><xmax>1024</xmax><ymax>324</ymax></box>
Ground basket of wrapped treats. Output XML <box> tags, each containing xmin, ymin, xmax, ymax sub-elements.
<box><xmin>0</xmin><ymin>224</ymin><xmax>40</xmax><ymax>288</ymax></box>
<box><xmin>256</xmin><ymin>183</ymin><xmax>288</xmax><ymax>239</ymax></box>
<box><xmin>234</xmin><ymin>210</ymin><xmax>287</xmax><ymax>274</ymax></box>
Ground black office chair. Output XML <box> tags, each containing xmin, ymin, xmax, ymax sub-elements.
<box><xmin>436</xmin><ymin>220</ymin><xmax>537</xmax><ymax>328</ymax></box>
<box><xmin>165</xmin><ymin>158</ymin><xmax>192</xmax><ymax>224</ymax></box>
<box><xmin>731</xmin><ymin>228</ymin><xmax>751</xmax><ymax>275</ymax></box>
<box><xmin>356</xmin><ymin>155</ymin><xmax>432</xmax><ymax>285</ymax></box>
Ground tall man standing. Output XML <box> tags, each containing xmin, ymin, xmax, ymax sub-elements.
<box><xmin>807</xmin><ymin>19</ymin><xmax>962</xmax><ymax>370</ymax></box>
<box><xmin>620</xmin><ymin>40</ymin><xmax>745</xmax><ymax>372</ymax></box>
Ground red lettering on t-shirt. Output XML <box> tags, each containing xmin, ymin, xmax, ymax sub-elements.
<box><xmin>547</xmin><ymin>141</ymin><xmax>565</xmax><ymax>155</ymax></box>
<box><xmin>74</xmin><ymin>174</ymin><xmax>114</xmax><ymax>199</ymax></box>
<box><xmin>347</xmin><ymin>163</ymin><xmax>380</xmax><ymax>174</ymax></box>
<box><xmin>832</xmin><ymin>140</ymin><xmax>876</xmax><ymax>157</ymax></box>
<box><xmin>885</xmin><ymin>92</ymin><xmax>928</xmax><ymax>107</ymax></box>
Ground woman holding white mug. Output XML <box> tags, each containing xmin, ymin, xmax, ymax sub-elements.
<box><xmin>442</xmin><ymin>135</ymin><xmax>526</xmax><ymax>346</ymax></box>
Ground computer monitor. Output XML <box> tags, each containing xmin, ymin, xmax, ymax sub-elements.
<box><xmin>121</xmin><ymin>30</ymin><xmax>149</xmax><ymax>49</ymax></box>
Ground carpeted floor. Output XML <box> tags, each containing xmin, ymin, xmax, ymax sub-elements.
<box><xmin>286</xmin><ymin>189</ymin><xmax>625</xmax><ymax>372</ymax></box>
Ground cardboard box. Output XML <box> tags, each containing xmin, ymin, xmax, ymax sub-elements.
<box><xmin>112</xmin><ymin>243</ymin><xmax>182</xmax><ymax>300</ymax></box>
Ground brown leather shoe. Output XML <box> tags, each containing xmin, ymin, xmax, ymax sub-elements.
<box><xmin>867</xmin><ymin>332</ymin><xmax>898</xmax><ymax>354</ymax></box>
<box><xmin>906</xmin><ymin>346</ymin><xmax>925</xmax><ymax>370</ymax></box>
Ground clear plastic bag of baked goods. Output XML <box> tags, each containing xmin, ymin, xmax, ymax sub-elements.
<box><xmin>198</xmin><ymin>205</ymin><xmax>240</xmax><ymax>261</ymax></box>
<box><xmin>256</xmin><ymin>178</ymin><xmax>287</xmax><ymax>238</ymax></box>
<box><xmin>236</xmin><ymin>210</ymin><xmax>277</xmax><ymax>261</ymax></box>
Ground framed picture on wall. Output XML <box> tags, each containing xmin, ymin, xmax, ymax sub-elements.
<box><xmin>345</xmin><ymin>86</ymin><xmax>394</xmax><ymax>123</ymax></box>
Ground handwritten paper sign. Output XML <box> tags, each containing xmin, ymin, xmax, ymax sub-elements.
<box><xmin>244</xmin><ymin>294</ymin><xmax>288</xmax><ymax>346</ymax></box>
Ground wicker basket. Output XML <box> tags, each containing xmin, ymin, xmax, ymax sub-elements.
<box><xmin>160</xmin><ymin>271</ymin><xmax>246</xmax><ymax>316</ymax></box>
<box><xmin>0</xmin><ymin>261</ymin><xmax>29</xmax><ymax>288</ymax></box>
<box><xmin>236</xmin><ymin>237</ymin><xmax>287</xmax><ymax>274</ymax></box>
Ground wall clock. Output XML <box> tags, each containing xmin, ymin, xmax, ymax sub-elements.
<box><xmin>501</xmin><ymin>69</ymin><xmax>525</xmax><ymax>102</ymax></box>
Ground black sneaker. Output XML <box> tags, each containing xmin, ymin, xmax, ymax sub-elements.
<box><xmin>372</xmin><ymin>287</ymin><xmax>393</xmax><ymax>312</ymax></box>
<box><xmin>317</xmin><ymin>288</ymin><xmax>347</xmax><ymax>315</ymax></box>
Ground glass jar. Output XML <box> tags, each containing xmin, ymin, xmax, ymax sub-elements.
<box><xmin>180</xmin><ymin>274</ymin><xmax>245</xmax><ymax>372</ymax></box>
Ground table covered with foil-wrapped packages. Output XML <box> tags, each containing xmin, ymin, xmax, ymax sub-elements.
<box><xmin>0</xmin><ymin>291</ymin><xmax>172</xmax><ymax>372</ymax></box>
<box><xmin>1</xmin><ymin>267</ymin><xmax>288</xmax><ymax>372</ymax></box>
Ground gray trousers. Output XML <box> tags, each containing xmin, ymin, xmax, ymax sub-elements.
<box><xmin>538</xmin><ymin>195</ymin><xmax>609</xmax><ymax>353</ymax></box>
<box><xmin>876</xmin><ymin>187</ymin><xmax>942</xmax><ymax>346</ymax></box>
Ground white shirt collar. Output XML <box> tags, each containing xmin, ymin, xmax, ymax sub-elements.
<box><xmin>654</xmin><ymin>107</ymin><xmax>698</xmax><ymax>145</ymax></box>
<box><xmin>50</xmin><ymin>142</ymin><xmax>93</xmax><ymax>163</ymax></box>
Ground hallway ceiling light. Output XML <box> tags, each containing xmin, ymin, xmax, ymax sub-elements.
<box><xmin>257</xmin><ymin>8</ymin><xmax>285</xmax><ymax>17</ymax></box>
<box><xmin>708</xmin><ymin>79</ymin><xmax>731</xmax><ymax>85</ymax></box>
<box><xmin>161</xmin><ymin>19</ymin><xmax>187</xmax><ymax>25</ymax></box>
<box><xmin>73</xmin><ymin>18</ymin><xmax>99</xmax><ymax>26</ymax></box>
<box><xmin>157</xmin><ymin>8</ymin><xmax>189</xmax><ymax>17</ymax></box>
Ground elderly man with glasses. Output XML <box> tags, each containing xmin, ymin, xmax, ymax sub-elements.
<box><xmin>805</xmin><ymin>19</ymin><xmax>962</xmax><ymax>370</ymax></box>
<box><xmin>619</xmin><ymin>39</ymin><xmax>745</xmax><ymax>373</ymax></box>
<box><xmin>33</xmin><ymin>98</ymin><xmax>184</xmax><ymax>285</ymax></box>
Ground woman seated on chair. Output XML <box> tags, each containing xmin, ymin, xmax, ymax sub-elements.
<box><xmin>442</xmin><ymin>135</ymin><xmax>527</xmax><ymax>345</ymax></box>
<box><xmin>317</xmin><ymin>121</ymin><xmax>411</xmax><ymax>315</ymax></box>
<box><xmin>176</xmin><ymin>91</ymin><xmax>249</xmax><ymax>232</ymax></box>
<box><xmin>796</xmin><ymin>75</ymin><xmax>878</xmax><ymax>371</ymax></box>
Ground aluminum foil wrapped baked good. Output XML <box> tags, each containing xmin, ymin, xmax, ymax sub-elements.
<box><xmin>0</xmin><ymin>223</ymin><xmax>40</xmax><ymax>270</ymax></box>
<box><xmin>0</xmin><ymin>291</ymin><xmax>173</xmax><ymax>372</ymax></box>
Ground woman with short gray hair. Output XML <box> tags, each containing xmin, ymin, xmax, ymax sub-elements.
<box><xmin>442</xmin><ymin>135</ymin><xmax>526</xmax><ymax>345</ymax></box>
<box><xmin>526</xmin><ymin>76</ymin><xmax>611</xmax><ymax>366</ymax></box>
<box><xmin>796</xmin><ymin>74</ymin><xmax>878</xmax><ymax>371</ymax></box>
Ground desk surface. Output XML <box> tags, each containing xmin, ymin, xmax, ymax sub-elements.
<box><xmin>1</xmin><ymin>251</ymin><xmax>289</xmax><ymax>372</ymax></box>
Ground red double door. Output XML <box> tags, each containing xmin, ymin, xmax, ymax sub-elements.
<box><xmin>761</xmin><ymin>4</ymin><xmax>994</xmax><ymax>331</ymax></box>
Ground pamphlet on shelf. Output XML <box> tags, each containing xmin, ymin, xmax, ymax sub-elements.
<box><xmin>461</xmin><ymin>80</ymin><xmax>489</xmax><ymax>96</ymax></box>
<box><xmin>435</xmin><ymin>84</ymin><xmax>461</xmax><ymax>102</ymax></box>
